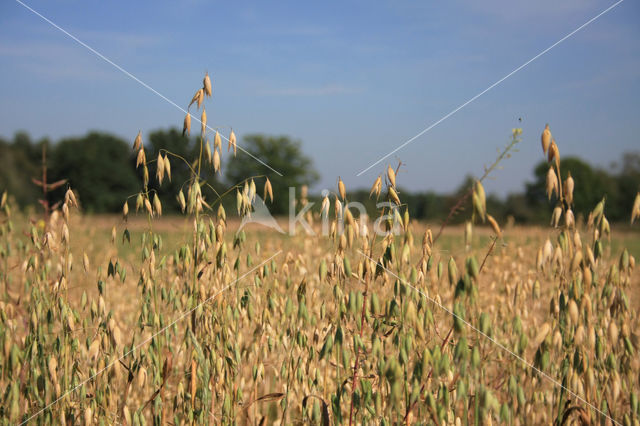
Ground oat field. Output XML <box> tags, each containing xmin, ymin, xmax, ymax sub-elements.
<box><xmin>0</xmin><ymin>76</ymin><xmax>639</xmax><ymax>425</ymax></box>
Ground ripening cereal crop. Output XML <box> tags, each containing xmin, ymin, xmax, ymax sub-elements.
<box><xmin>0</xmin><ymin>75</ymin><xmax>638</xmax><ymax>426</ymax></box>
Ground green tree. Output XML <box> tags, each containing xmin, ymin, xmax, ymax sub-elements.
<box><xmin>526</xmin><ymin>157</ymin><xmax>620</xmax><ymax>222</ymax></box>
<box><xmin>49</xmin><ymin>132</ymin><xmax>139</xmax><ymax>213</ymax></box>
<box><xmin>0</xmin><ymin>133</ymin><xmax>44</xmax><ymax>209</ymax></box>
<box><xmin>225</xmin><ymin>135</ymin><xmax>319</xmax><ymax>214</ymax></box>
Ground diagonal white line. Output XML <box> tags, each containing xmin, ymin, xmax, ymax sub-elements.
<box><xmin>357</xmin><ymin>249</ymin><xmax>620</xmax><ymax>426</ymax></box>
<box><xmin>356</xmin><ymin>0</ymin><xmax>625</xmax><ymax>176</ymax></box>
<box><xmin>14</xmin><ymin>0</ymin><xmax>283</xmax><ymax>177</ymax></box>
<box><xmin>20</xmin><ymin>250</ymin><xmax>282</xmax><ymax>425</ymax></box>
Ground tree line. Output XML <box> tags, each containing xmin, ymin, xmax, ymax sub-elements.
<box><xmin>0</xmin><ymin>130</ymin><xmax>638</xmax><ymax>224</ymax></box>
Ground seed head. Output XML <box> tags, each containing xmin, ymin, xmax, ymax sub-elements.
<box><xmin>203</xmin><ymin>72</ymin><xmax>212</xmax><ymax>97</ymax></box>
<box><xmin>564</xmin><ymin>173</ymin><xmax>574</xmax><ymax>205</ymax></box>
<box><xmin>228</xmin><ymin>129</ymin><xmax>237</xmax><ymax>155</ymax></box>
<box><xmin>164</xmin><ymin>155</ymin><xmax>171</xmax><ymax>181</ymax></box>
<box><xmin>338</xmin><ymin>177</ymin><xmax>346</xmax><ymax>201</ymax></box>
<box><xmin>264</xmin><ymin>178</ymin><xmax>273</xmax><ymax>203</ymax></box>
<box><xmin>370</xmin><ymin>175</ymin><xmax>382</xmax><ymax>199</ymax></box>
<box><xmin>213</xmin><ymin>148</ymin><xmax>221</xmax><ymax>173</ymax></box>
<box><xmin>133</xmin><ymin>131</ymin><xmax>142</xmax><ymax>151</ymax></box>
<box><xmin>632</xmin><ymin>192</ymin><xmax>640</xmax><ymax>224</ymax></box>
<box><xmin>183</xmin><ymin>113</ymin><xmax>191</xmax><ymax>137</ymax></box>
<box><xmin>201</xmin><ymin>108</ymin><xmax>207</xmax><ymax>136</ymax></box>
<box><xmin>486</xmin><ymin>214</ymin><xmax>501</xmax><ymax>237</ymax></box>
<box><xmin>387</xmin><ymin>165</ymin><xmax>396</xmax><ymax>188</ymax></box>
<box><xmin>541</xmin><ymin>124</ymin><xmax>551</xmax><ymax>155</ymax></box>
<box><xmin>546</xmin><ymin>167</ymin><xmax>558</xmax><ymax>200</ymax></box>
<box><xmin>189</xmin><ymin>88</ymin><xmax>204</xmax><ymax>109</ymax></box>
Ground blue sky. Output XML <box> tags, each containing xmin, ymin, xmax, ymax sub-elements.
<box><xmin>1</xmin><ymin>0</ymin><xmax>638</xmax><ymax>196</ymax></box>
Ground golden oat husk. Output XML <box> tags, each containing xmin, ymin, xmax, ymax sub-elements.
<box><xmin>321</xmin><ymin>195</ymin><xmax>330</xmax><ymax>216</ymax></box>
<box><xmin>204</xmin><ymin>140</ymin><xmax>212</xmax><ymax>164</ymax></box>
<box><xmin>177</xmin><ymin>190</ymin><xmax>186</xmax><ymax>213</ymax></box>
<box><xmin>144</xmin><ymin>197</ymin><xmax>153</xmax><ymax>216</ymax></box>
<box><xmin>135</xmin><ymin>193</ymin><xmax>143</xmax><ymax>211</ymax></box>
<box><xmin>546</xmin><ymin>167</ymin><xmax>558</xmax><ymax>200</ymax></box>
<box><xmin>387</xmin><ymin>165</ymin><xmax>396</xmax><ymax>188</ymax></box>
<box><xmin>201</xmin><ymin>108</ymin><xmax>207</xmax><ymax>136</ymax></box>
<box><xmin>133</xmin><ymin>131</ymin><xmax>142</xmax><ymax>151</ymax></box>
<box><xmin>189</xmin><ymin>88</ymin><xmax>204</xmax><ymax>109</ymax></box>
<box><xmin>164</xmin><ymin>155</ymin><xmax>171</xmax><ymax>181</ymax></box>
<box><xmin>229</xmin><ymin>130</ymin><xmax>237</xmax><ymax>155</ymax></box>
<box><xmin>213</xmin><ymin>148</ymin><xmax>221</xmax><ymax>173</ymax></box>
<box><xmin>565</xmin><ymin>208</ymin><xmax>575</xmax><ymax>229</ymax></box>
<box><xmin>338</xmin><ymin>177</ymin><xmax>346</xmax><ymax>201</ymax></box>
<box><xmin>388</xmin><ymin>186</ymin><xmax>400</xmax><ymax>205</ymax></box>
<box><xmin>370</xmin><ymin>175</ymin><xmax>382</xmax><ymax>199</ymax></box>
<box><xmin>264</xmin><ymin>178</ymin><xmax>273</xmax><ymax>203</ymax></box>
<box><xmin>548</xmin><ymin>140</ymin><xmax>560</xmax><ymax>169</ymax></box>
<box><xmin>0</xmin><ymin>191</ymin><xmax>6</xmax><ymax>209</ymax></box>
<box><xmin>136</xmin><ymin>148</ymin><xmax>146</xmax><ymax>169</ymax></box>
<box><xmin>123</xmin><ymin>201</ymin><xmax>129</xmax><ymax>219</ymax></box>
<box><xmin>111</xmin><ymin>226</ymin><xmax>116</xmax><ymax>244</ymax></box>
<box><xmin>203</xmin><ymin>72</ymin><xmax>212</xmax><ymax>97</ymax></box>
<box><xmin>153</xmin><ymin>194</ymin><xmax>162</xmax><ymax>216</ymax></box>
<box><xmin>564</xmin><ymin>173</ymin><xmax>574</xmax><ymax>205</ymax></box>
<box><xmin>631</xmin><ymin>192</ymin><xmax>640</xmax><ymax>224</ymax></box>
<box><xmin>183</xmin><ymin>112</ymin><xmax>191</xmax><ymax>137</ymax></box>
<box><xmin>66</xmin><ymin>188</ymin><xmax>78</xmax><ymax>207</ymax></box>
<box><xmin>156</xmin><ymin>153</ymin><xmax>165</xmax><ymax>185</ymax></box>
<box><xmin>486</xmin><ymin>214</ymin><xmax>501</xmax><ymax>237</ymax></box>
<box><xmin>214</xmin><ymin>130</ymin><xmax>222</xmax><ymax>150</ymax></box>
<box><xmin>541</xmin><ymin>124</ymin><xmax>551</xmax><ymax>155</ymax></box>
<box><xmin>83</xmin><ymin>252</ymin><xmax>90</xmax><ymax>272</ymax></box>
<box><xmin>48</xmin><ymin>356</ymin><xmax>58</xmax><ymax>381</ymax></box>
<box><xmin>534</xmin><ymin>322</ymin><xmax>551</xmax><ymax>347</ymax></box>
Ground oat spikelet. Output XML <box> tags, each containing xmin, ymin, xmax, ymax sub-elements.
<box><xmin>183</xmin><ymin>113</ymin><xmax>191</xmax><ymax>137</ymax></box>
<box><xmin>631</xmin><ymin>192</ymin><xmax>640</xmax><ymax>224</ymax></box>
<box><xmin>546</xmin><ymin>167</ymin><xmax>558</xmax><ymax>200</ymax></box>
<box><xmin>83</xmin><ymin>252</ymin><xmax>90</xmax><ymax>272</ymax></box>
<box><xmin>486</xmin><ymin>214</ymin><xmax>501</xmax><ymax>237</ymax></box>
<box><xmin>387</xmin><ymin>165</ymin><xmax>396</xmax><ymax>188</ymax></box>
<box><xmin>370</xmin><ymin>175</ymin><xmax>382</xmax><ymax>199</ymax></box>
<box><xmin>338</xmin><ymin>177</ymin><xmax>346</xmax><ymax>201</ymax></box>
<box><xmin>388</xmin><ymin>186</ymin><xmax>400</xmax><ymax>205</ymax></box>
<box><xmin>136</xmin><ymin>148</ymin><xmax>146</xmax><ymax>168</ymax></box>
<box><xmin>214</xmin><ymin>130</ymin><xmax>222</xmax><ymax>150</ymax></box>
<box><xmin>229</xmin><ymin>129</ymin><xmax>237</xmax><ymax>155</ymax></box>
<box><xmin>213</xmin><ymin>148</ymin><xmax>221</xmax><ymax>173</ymax></box>
<box><xmin>133</xmin><ymin>131</ymin><xmax>142</xmax><ymax>151</ymax></box>
<box><xmin>264</xmin><ymin>178</ymin><xmax>273</xmax><ymax>203</ymax></box>
<box><xmin>564</xmin><ymin>173</ymin><xmax>574</xmax><ymax>205</ymax></box>
<box><xmin>153</xmin><ymin>194</ymin><xmax>162</xmax><ymax>216</ymax></box>
<box><xmin>123</xmin><ymin>201</ymin><xmax>129</xmax><ymax>220</ymax></box>
<box><xmin>205</xmin><ymin>140</ymin><xmax>212</xmax><ymax>164</ymax></box>
<box><xmin>189</xmin><ymin>88</ymin><xmax>204</xmax><ymax>109</ymax></box>
<box><xmin>541</xmin><ymin>124</ymin><xmax>551</xmax><ymax>155</ymax></box>
<box><xmin>144</xmin><ymin>197</ymin><xmax>153</xmax><ymax>216</ymax></box>
<box><xmin>177</xmin><ymin>190</ymin><xmax>186</xmax><ymax>213</ymax></box>
<box><xmin>548</xmin><ymin>140</ymin><xmax>560</xmax><ymax>169</ymax></box>
<box><xmin>164</xmin><ymin>155</ymin><xmax>172</xmax><ymax>181</ymax></box>
<box><xmin>201</xmin><ymin>108</ymin><xmax>207</xmax><ymax>136</ymax></box>
<box><xmin>203</xmin><ymin>72</ymin><xmax>212</xmax><ymax>97</ymax></box>
<box><xmin>156</xmin><ymin>153</ymin><xmax>165</xmax><ymax>185</ymax></box>
<box><xmin>321</xmin><ymin>195</ymin><xmax>330</xmax><ymax>216</ymax></box>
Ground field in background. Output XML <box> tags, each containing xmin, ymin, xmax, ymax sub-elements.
<box><xmin>1</xmin><ymin>208</ymin><xmax>639</xmax><ymax>424</ymax></box>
